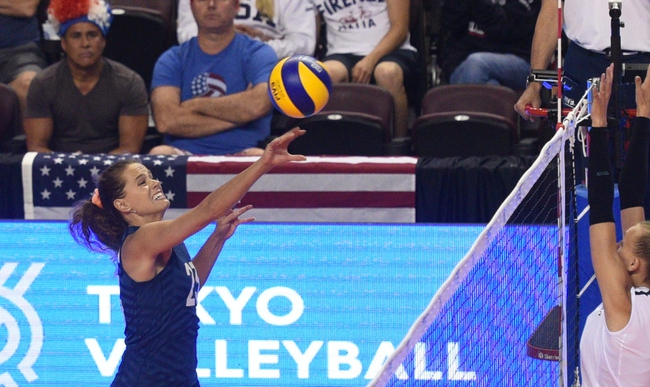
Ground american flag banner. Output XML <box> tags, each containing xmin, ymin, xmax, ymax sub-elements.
<box><xmin>22</xmin><ymin>153</ymin><xmax>417</xmax><ymax>223</ymax></box>
<box><xmin>22</xmin><ymin>152</ymin><xmax>188</xmax><ymax>220</ymax></box>
<box><xmin>186</xmin><ymin>155</ymin><xmax>417</xmax><ymax>223</ymax></box>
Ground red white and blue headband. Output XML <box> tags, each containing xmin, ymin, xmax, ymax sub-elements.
<box><xmin>48</xmin><ymin>0</ymin><xmax>113</xmax><ymax>37</ymax></box>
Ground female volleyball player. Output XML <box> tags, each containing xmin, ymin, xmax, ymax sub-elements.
<box><xmin>69</xmin><ymin>128</ymin><xmax>305</xmax><ymax>386</ymax></box>
<box><xmin>581</xmin><ymin>63</ymin><xmax>650</xmax><ymax>386</ymax></box>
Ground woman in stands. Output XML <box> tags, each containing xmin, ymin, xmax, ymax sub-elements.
<box><xmin>69</xmin><ymin>128</ymin><xmax>305</xmax><ymax>386</ymax></box>
<box><xmin>581</xmin><ymin>63</ymin><xmax>650</xmax><ymax>386</ymax></box>
<box><xmin>310</xmin><ymin>0</ymin><xmax>417</xmax><ymax>139</ymax></box>
<box><xmin>177</xmin><ymin>0</ymin><xmax>317</xmax><ymax>58</ymax></box>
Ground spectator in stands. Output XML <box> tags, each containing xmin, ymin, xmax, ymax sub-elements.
<box><xmin>150</xmin><ymin>0</ymin><xmax>277</xmax><ymax>156</ymax></box>
<box><xmin>515</xmin><ymin>0</ymin><xmax>650</xmax><ymax>116</ymax></box>
<box><xmin>439</xmin><ymin>0</ymin><xmax>541</xmax><ymax>91</ymax></box>
<box><xmin>583</xmin><ymin>63</ymin><xmax>650</xmax><ymax>387</ymax></box>
<box><xmin>23</xmin><ymin>0</ymin><xmax>149</xmax><ymax>155</ymax></box>
<box><xmin>0</xmin><ymin>0</ymin><xmax>47</xmax><ymax>117</ymax></box>
<box><xmin>177</xmin><ymin>0</ymin><xmax>317</xmax><ymax>58</ymax></box>
<box><xmin>310</xmin><ymin>0</ymin><xmax>417</xmax><ymax>139</ymax></box>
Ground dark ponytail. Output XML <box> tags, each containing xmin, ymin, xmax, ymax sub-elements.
<box><xmin>69</xmin><ymin>160</ymin><xmax>137</xmax><ymax>253</ymax></box>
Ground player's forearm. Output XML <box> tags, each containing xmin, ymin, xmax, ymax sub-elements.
<box><xmin>192</xmin><ymin>234</ymin><xmax>226</xmax><ymax>287</ymax></box>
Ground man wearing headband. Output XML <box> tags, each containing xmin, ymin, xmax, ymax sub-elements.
<box><xmin>23</xmin><ymin>0</ymin><xmax>149</xmax><ymax>154</ymax></box>
<box><xmin>0</xmin><ymin>0</ymin><xmax>47</xmax><ymax>118</ymax></box>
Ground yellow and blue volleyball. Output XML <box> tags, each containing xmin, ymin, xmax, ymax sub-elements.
<box><xmin>268</xmin><ymin>55</ymin><xmax>332</xmax><ymax>118</ymax></box>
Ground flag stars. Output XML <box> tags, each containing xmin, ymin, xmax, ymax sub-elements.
<box><xmin>78</xmin><ymin>177</ymin><xmax>88</xmax><ymax>188</ymax></box>
<box><xmin>40</xmin><ymin>165</ymin><xmax>51</xmax><ymax>176</ymax></box>
<box><xmin>165</xmin><ymin>190</ymin><xmax>175</xmax><ymax>201</ymax></box>
<box><xmin>65</xmin><ymin>165</ymin><xmax>75</xmax><ymax>176</ymax></box>
<box><xmin>103</xmin><ymin>159</ymin><xmax>113</xmax><ymax>166</ymax></box>
<box><xmin>53</xmin><ymin>157</ymin><xmax>64</xmax><ymax>164</ymax></box>
<box><xmin>78</xmin><ymin>159</ymin><xmax>89</xmax><ymax>165</ymax></box>
<box><xmin>53</xmin><ymin>177</ymin><xmax>63</xmax><ymax>188</ymax></box>
<box><xmin>41</xmin><ymin>189</ymin><xmax>51</xmax><ymax>200</ymax></box>
<box><xmin>89</xmin><ymin>166</ymin><xmax>101</xmax><ymax>177</ymax></box>
<box><xmin>66</xmin><ymin>190</ymin><xmax>76</xmax><ymax>200</ymax></box>
<box><xmin>164</xmin><ymin>166</ymin><xmax>175</xmax><ymax>177</ymax></box>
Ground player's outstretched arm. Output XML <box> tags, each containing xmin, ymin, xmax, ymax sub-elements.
<box><xmin>588</xmin><ymin>65</ymin><xmax>633</xmax><ymax>332</ymax></box>
<box><xmin>192</xmin><ymin>205</ymin><xmax>255</xmax><ymax>287</ymax></box>
<box><xmin>619</xmin><ymin>65</ymin><xmax>650</xmax><ymax>232</ymax></box>
<box><xmin>127</xmin><ymin>129</ymin><xmax>306</xmax><ymax>259</ymax></box>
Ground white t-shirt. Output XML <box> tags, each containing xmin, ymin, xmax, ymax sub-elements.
<box><xmin>580</xmin><ymin>287</ymin><xmax>650</xmax><ymax>387</ymax></box>
<box><xmin>564</xmin><ymin>0</ymin><xmax>650</xmax><ymax>52</ymax></box>
<box><xmin>309</xmin><ymin>0</ymin><xmax>415</xmax><ymax>56</ymax></box>
<box><xmin>177</xmin><ymin>0</ymin><xmax>317</xmax><ymax>58</ymax></box>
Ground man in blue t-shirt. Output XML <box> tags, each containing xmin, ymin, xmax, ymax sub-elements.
<box><xmin>0</xmin><ymin>0</ymin><xmax>47</xmax><ymax>117</ymax></box>
<box><xmin>150</xmin><ymin>0</ymin><xmax>278</xmax><ymax>156</ymax></box>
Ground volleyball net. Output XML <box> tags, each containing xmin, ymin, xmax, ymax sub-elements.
<box><xmin>368</xmin><ymin>87</ymin><xmax>595</xmax><ymax>386</ymax></box>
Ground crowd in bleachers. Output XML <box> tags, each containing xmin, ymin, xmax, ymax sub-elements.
<box><xmin>1</xmin><ymin>0</ymin><xmax>546</xmax><ymax>158</ymax></box>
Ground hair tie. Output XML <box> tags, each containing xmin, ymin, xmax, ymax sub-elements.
<box><xmin>91</xmin><ymin>188</ymin><xmax>103</xmax><ymax>209</ymax></box>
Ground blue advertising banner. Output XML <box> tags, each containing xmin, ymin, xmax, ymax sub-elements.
<box><xmin>1</xmin><ymin>221</ymin><xmax>484</xmax><ymax>386</ymax></box>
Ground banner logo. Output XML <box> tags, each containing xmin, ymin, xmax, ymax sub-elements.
<box><xmin>0</xmin><ymin>263</ymin><xmax>45</xmax><ymax>386</ymax></box>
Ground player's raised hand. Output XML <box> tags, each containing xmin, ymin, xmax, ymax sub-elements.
<box><xmin>591</xmin><ymin>64</ymin><xmax>613</xmax><ymax>128</ymax></box>
<box><xmin>635</xmin><ymin>64</ymin><xmax>650</xmax><ymax>119</ymax></box>
<box><xmin>260</xmin><ymin>127</ymin><xmax>307</xmax><ymax>167</ymax></box>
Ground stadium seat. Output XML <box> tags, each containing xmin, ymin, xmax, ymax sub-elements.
<box><xmin>0</xmin><ymin>83</ymin><xmax>26</xmax><ymax>153</ymax></box>
<box><xmin>411</xmin><ymin>84</ymin><xmax>520</xmax><ymax>157</ymax></box>
<box><xmin>285</xmin><ymin>83</ymin><xmax>394</xmax><ymax>156</ymax></box>
<box><xmin>103</xmin><ymin>0</ymin><xmax>178</xmax><ymax>90</ymax></box>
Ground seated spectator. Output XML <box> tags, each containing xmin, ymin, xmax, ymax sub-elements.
<box><xmin>24</xmin><ymin>0</ymin><xmax>149</xmax><ymax>155</ymax></box>
<box><xmin>177</xmin><ymin>0</ymin><xmax>317</xmax><ymax>58</ymax></box>
<box><xmin>0</xmin><ymin>0</ymin><xmax>47</xmax><ymax>118</ymax></box>
<box><xmin>439</xmin><ymin>0</ymin><xmax>541</xmax><ymax>91</ymax></box>
<box><xmin>150</xmin><ymin>0</ymin><xmax>277</xmax><ymax>156</ymax></box>
<box><xmin>310</xmin><ymin>0</ymin><xmax>417</xmax><ymax>139</ymax></box>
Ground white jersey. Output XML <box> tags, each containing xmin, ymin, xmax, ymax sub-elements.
<box><xmin>564</xmin><ymin>0</ymin><xmax>650</xmax><ymax>53</ymax></box>
<box><xmin>580</xmin><ymin>287</ymin><xmax>650</xmax><ymax>387</ymax></box>
<box><xmin>310</xmin><ymin>0</ymin><xmax>415</xmax><ymax>56</ymax></box>
<box><xmin>177</xmin><ymin>0</ymin><xmax>317</xmax><ymax>57</ymax></box>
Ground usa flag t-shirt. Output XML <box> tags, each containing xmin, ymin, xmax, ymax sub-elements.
<box><xmin>151</xmin><ymin>34</ymin><xmax>277</xmax><ymax>155</ymax></box>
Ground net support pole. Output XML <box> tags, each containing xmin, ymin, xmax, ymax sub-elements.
<box><xmin>609</xmin><ymin>0</ymin><xmax>623</xmax><ymax>171</ymax></box>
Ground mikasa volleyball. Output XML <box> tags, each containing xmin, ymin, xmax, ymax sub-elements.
<box><xmin>268</xmin><ymin>55</ymin><xmax>332</xmax><ymax>119</ymax></box>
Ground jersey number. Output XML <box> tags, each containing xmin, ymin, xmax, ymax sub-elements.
<box><xmin>184</xmin><ymin>262</ymin><xmax>200</xmax><ymax>307</ymax></box>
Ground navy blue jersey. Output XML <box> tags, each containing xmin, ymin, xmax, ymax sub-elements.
<box><xmin>111</xmin><ymin>226</ymin><xmax>201</xmax><ymax>387</ymax></box>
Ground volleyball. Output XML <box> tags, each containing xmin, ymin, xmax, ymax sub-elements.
<box><xmin>268</xmin><ymin>55</ymin><xmax>332</xmax><ymax>119</ymax></box>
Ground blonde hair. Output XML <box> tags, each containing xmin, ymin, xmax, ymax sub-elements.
<box><xmin>256</xmin><ymin>0</ymin><xmax>274</xmax><ymax>19</ymax></box>
<box><xmin>635</xmin><ymin>222</ymin><xmax>650</xmax><ymax>279</ymax></box>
